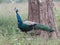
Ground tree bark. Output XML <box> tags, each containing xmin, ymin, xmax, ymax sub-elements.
<box><xmin>28</xmin><ymin>0</ymin><xmax>58</xmax><ymax>39</ymax></box>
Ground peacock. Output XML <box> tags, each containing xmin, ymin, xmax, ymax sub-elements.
<box><xmin>15</xmin><ymin>8</ymin><xmax>54</xmax><ymax>34</ymax></box>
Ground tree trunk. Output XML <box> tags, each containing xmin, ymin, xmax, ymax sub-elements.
<box><xmin>28</xmin><ymin>0</ymin><xmax>58</xmax><ymax>39</ymax></box>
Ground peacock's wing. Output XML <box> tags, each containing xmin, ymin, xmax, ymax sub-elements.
<box><xmin>23</xmin><ymin>21</ymin><xmax>37</xmax><ymax>25</ymax></box>
<box><xmin>23</xmin><ymin>21</ymin><xmax>54</xmax><ymax>32</ymax></box>
<box><xmin>34</xmin><ymin>24</ymin><xmax>54</xmax><ymax>32</ymax></box>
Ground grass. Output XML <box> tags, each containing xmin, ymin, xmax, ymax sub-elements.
<box><xmin>0</xmin><ymin>2</ymin><xmax>60</xmax><ymax>45</ymax></box>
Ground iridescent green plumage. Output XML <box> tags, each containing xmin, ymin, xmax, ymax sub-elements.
<box><xmin>34</xmin><ymin>24</ymin><xmax>54</xmax><ymax>32</ymax></box>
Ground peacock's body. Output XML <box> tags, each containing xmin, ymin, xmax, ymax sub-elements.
<box><xmin>15</xmin><ymin>9</ymin><xmax>54</xmax><ymax>33</ymax></box>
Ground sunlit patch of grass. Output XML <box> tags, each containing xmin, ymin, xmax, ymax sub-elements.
<box><xmin>54</xmin><ymin>6</ymin><xmax>60</xmax><ymax>30</ymax></box>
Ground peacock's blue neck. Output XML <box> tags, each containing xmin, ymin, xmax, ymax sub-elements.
<box><xmin>16</xmin><ymin>12</ymin><xmax>23</xmax><ymax>25</ymax></box>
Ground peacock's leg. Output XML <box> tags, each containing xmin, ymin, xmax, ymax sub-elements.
<box><xmin>23</xmin><ymin>32</ymin><xmax>28</xmax><ymax>38</ymax></box>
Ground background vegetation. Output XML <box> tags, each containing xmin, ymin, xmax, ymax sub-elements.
<box><xmin>0</xmin><ymin>0</ymin><xmax>28</xmax><ymax>3</ymax></box>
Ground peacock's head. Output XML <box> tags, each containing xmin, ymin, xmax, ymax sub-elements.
<box><xmin>14</xmin><ymin>7</ymin><xmax>18</xmax><ymax>13</ymax></box>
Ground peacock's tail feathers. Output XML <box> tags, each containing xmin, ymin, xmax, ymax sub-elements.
<box><xmin>34</xmin><ymin>24</ymin><xmax>54</xmax><ymax>32</ymax></box>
